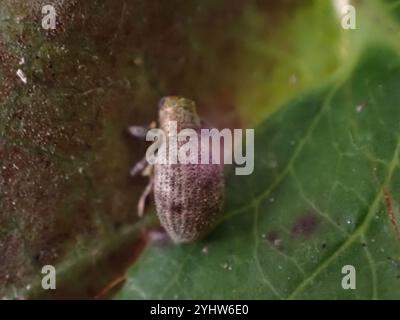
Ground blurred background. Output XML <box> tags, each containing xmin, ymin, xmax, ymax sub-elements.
<box><xmin>1</xmin><ymin>0</ymin><xmax>399</xmax><ymax>299</ymax></box>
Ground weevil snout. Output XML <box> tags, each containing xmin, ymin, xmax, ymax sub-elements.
<box><xmin>158</xmin><ymin>96</ymin><xmax>196</xmax><ymax>112</ymax></box>
<box><xmin>158</xmin><ymin>96</ymin><xmax>199</xmax><ymax>130</ymax></box>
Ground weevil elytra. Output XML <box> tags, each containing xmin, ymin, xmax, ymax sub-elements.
<box><xmin>129</xmin><ymin>97</ymin><xmax>224</xmax><ymax>243</ymax></box>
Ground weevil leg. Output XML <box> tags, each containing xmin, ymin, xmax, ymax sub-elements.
<box><xmin>129</xmin><ymin>120</ymin><xmax>157</xmax><ymax>176</ymax></box>
<box><xmin>130</xmin><ymin>157</ymin><xmax>148</xmax><ymax>177</ymax></box>
<box><xmin>129</xmin><ymin>121</ymin><xmax>157</xmax><ymax>217</ymax></box>
<box><xmin>128</xmin><ymin>121</ymin><xmax>157</xmax><ymax>140</ymax></box>
<box><xmin>128</xmin><ymin>126</ymin><xmax>148</xmax><ymax>139</ymax></box>
<box><xmin>137</xmin><ymin>174</ymin><xmax>154</xmax><ymax>217</ymax></box>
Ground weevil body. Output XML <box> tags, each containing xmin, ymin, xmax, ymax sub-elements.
<box><xmin>130</xmin><ymin>97</ymin><xmax>224</xmax><ymax>243</ymax></box>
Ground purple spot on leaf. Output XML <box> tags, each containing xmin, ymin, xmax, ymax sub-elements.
<box><xmin>291</xmin><ymin>213</ymin><xmax>319</xmax><ymax>239</ymax></box>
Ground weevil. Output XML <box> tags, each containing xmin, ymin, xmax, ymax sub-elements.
<box><xmin>129</xmin><ymin>96</ymin><xmax>224</xmax><ymax>243</ymax></box>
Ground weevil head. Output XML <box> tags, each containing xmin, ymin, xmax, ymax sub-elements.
<box><xmin>158</xmin><ymin>96</ymin><xmax>200</xmax><ymax>130</ymax></box>
<box><xmin>158</xmin><ymin>96</ymin><xmax>195</xmax><ymax>113</ymax></box>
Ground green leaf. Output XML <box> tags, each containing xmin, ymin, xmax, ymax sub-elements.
<box><xmin>116</xmin><ymin>46</ymin><xmax>400</xmax><ymax>299</ymax></box>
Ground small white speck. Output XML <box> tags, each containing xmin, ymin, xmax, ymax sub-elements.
<box><xmin>268</xmin><ymin>160</ymin><xmax>278</xmax><ymax>168</ymax></box>
<box><xmin>356</xmin><ymin>105</ymin><xmax>363</xmax><ymax>113</ymax></box>
<box><xmin>273</xmin><ymin>239</ymin><xmax>282</xmax><ymax>247</ymax></box>
<box><xmin>201</xmin><ymin>246</ymin><xmax>208</xmax><ymax>255</ymax></box>
<box><xmin>17</xmin><ymin>69</ymin><xmax>27</xmax><ymax>84</ymax></box>
<box><xmin>134</xmin><ymin>57</ymin><xmax>143</xmax><ymax>66</ymax></box>
<box><xmin>269</xmin><ymin>197</ymin><xmax>275</xmax><ymax>203</ymax></box>
<box><xmin>19</xmin><ymin>57</ymin><xmax>25</xmax><ymax>65</ymax></box>
<box><xmin>222</xmin><ymin>263</ymin><xmax>232</xmax><ymax>271</ymax></box>
<box><xmin>289</xmin><ymin>74</ymin><xmax>298</xmax><ymax>85</ymax></box>
<box><xmin>25</xmin><ymin>285</ymin><xmax>31</xmax><ymax>291</ymax></box>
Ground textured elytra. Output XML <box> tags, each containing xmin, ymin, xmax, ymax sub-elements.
<box><xmin>154</xmin><ymin>97</ymin><xmax>224</xmax><ymax>243</ymax></box>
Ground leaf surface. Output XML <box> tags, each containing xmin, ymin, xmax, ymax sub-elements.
<box><xmin>117</xmin><ymin>46</ymin><xmax>400</xmax><ymax>299</ymax></box>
